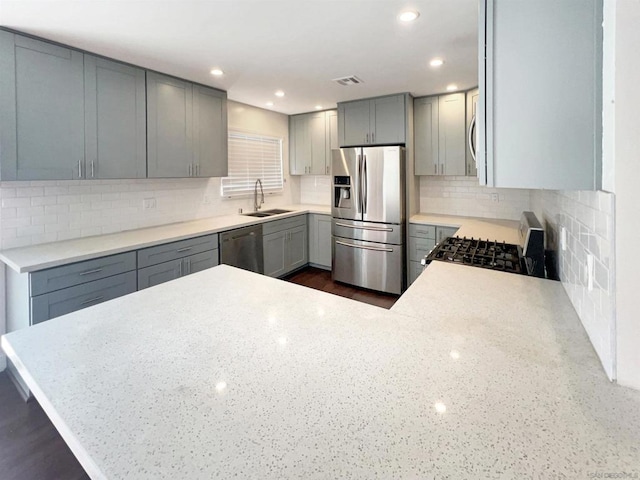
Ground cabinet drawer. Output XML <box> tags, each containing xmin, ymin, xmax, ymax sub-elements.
<box><xmin>30</xmin><ymin>252</ymin><xmax>136</xmax><ymax>296</ymax></box>
<box><xmin>31</xmin><ymin>271</ymin><xmax>137</xmax><ymax>324</ymax></box>
<box><xmin>409</xmin><ymin>236</ymin><xmax>436</xmax><ymax>262</ymax></box>
<box><xmin>409</xmin><ymin>224</ymin><xmax>436</xmax><ymax>239</ymax></box>
<box><xmin>262</xmin><ymin>215</ymin><xmax>306</xmax><ymax>236</ymax></box>
<box><xmin>137</xmin><ymin>234</ymin><xmax>218</xmax><ymax>268</ymax></box>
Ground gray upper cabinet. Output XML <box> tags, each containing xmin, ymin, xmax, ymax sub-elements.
<box><xmin>414</xmin><ymin>96</ymin><xmax>439</xmax><ymax>175</ymax></box>
<box><xmin>0</xmin><ymin>32</ymin><xmax>84</xmax><ymax>180</ymax></box>
<box><xmin>147</xmin><ymin>73</ymin><xmax>227</xmax><ymax>179</ymax></box>
<box><xmin>193</xmin><ymin>85</ymin><xmax>227</xmax><ymax>178</ymax></box>
<box><xmin>465</xmin><ymin>88</ymin><xmax>479</xmax><ymax>177</ymax></box>
<box><xmin>289</xmin><ymin>110</ymin><xmax>336</xmax><ymax>175</ymax></box>
<box><xmin>414</xmin><ymin>93</ymin><xmax>466</xmax><ymax>176</ymax></box>
<box><xmin>338</xmin><ymin>94</ymin><xmax>407</xmax><ymax>147</ymax></box>
<box><xmin>146</xmin><ymin>72</ymin><xmax>194</xmax><ymax>178</ymax></box>
<box><xmin>478</xmin><ymin>0</ymin><xmax>602</xmax><ymax>189</ymax></box>
<box><xmin>438</xmin><ymin>93</ymin><xmax>466</xmax><ymax>176</ymax></box>
<box><xmin>84</xmin><ymin>55</ymin><xmax>146</xmax><ymax>179</ymax></box>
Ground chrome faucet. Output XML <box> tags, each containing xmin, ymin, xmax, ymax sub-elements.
<box><xmin>254</xmin><ymin>179</ymin><xmax>264</xmax><ymax>211</ymax></box>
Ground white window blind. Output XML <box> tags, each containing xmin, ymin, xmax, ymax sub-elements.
<box><xmin>221</xmin><ymin>131</ymin><xmax>283</xmax><ymax>197</ymax></box>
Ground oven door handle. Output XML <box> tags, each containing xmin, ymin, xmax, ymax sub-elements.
<box><xmin>335</xmin><ymin>240</ymin><xmax>393</xmax><ymax>252</ymax></box>
<box><xmin>334</xmin><ymin>222</ymin><xmax>393</xmax><ymax>232</ymax></box>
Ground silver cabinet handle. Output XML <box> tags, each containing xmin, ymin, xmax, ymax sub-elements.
<box><xmin>186</xmin><ymin>258</ymin><xmax>191</xmax><ymax>274</ymax></box>
<box><xmin>176</xmin><ymin>247</ymin><xmax>192</xmax><ymax>253</ymax></box>
<box><xmin>78</xmin><ymin>159</ymin><xmax>83</xmax><ymax>178</ymax></box>
<box><xmin>434</xmin><ymin>164</ymin><xmax>437</xmax><ymax>175</ymax></box>
<box><xmin>371</xmin><ymin>132</ymin><xmax>375</xmax><ymax>144</ymax></box>
<box><xmin>334</xmin><ymin>222</ymin><xmax>393</xmax><ymax>232</ymax></box>
<box><xmin>326</xmin><ymin>165</ymin><xmax>329</xmax><ymax>174</ymax></box>
<box><xmin>195</xmin><ymin>164</ymin><xmax>199</xmax><ymax>176</ymax></box>
<box><xmin>179</xmin><ymin>260</ymin><xmax>183</xmax><ymax>276</ymax></box>
<box><xmin>80</xmin><ymin>295</ymin><xmax>104</xmax><ymax>306</ymax></box>
<box><xmin>79</xmin><ymin>268</ymin><xmax>103</xmax><ymax>276</ymax></box>
<box><xmin>189</xmin><ymin>164</ymin><xmax>192</xmax><ymax>177</ymax></box>
<box><xmin>91</xmin><ymin>160</ymin><xmax>95</xmax><ymax>178</ymax></box>
<box><xmin>440</xmin><ymin>164</ymin><xmax>444</xmax><ymax>175</ymax></box>
<box><xmin>335</xmin><ymin>240</ymin><xmax>393</xmax><ymax>252</ymax></box>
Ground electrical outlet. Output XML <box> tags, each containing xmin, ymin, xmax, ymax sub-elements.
<box><xmin>586</xmin><ymin>253</ymin><xmax>594</xmax><ymax>292</ymax></box>
<box><xmin>143</xmin><ymin>198</ymin><xmax>156</xmax><ymax>210</ymax></box>
<box><xmin>491</xmin><ymin>193</ymin><xmax>499</xmax><ymax>203</ymax></box>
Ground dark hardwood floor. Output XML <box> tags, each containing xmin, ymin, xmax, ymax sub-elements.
<box><xmin>0</xmin><ymin>267</ymin><xmax>397</xmax><ymax>479</ymax></box>
<box><xmin>0</xmin><ymin>371</ymin><xmax>88</xmax><ymax>480</ymax></box>
<box><xmin>284</xmin><ymin>266</ymin><xmax>400</xmax><ymax>309</ymax></box>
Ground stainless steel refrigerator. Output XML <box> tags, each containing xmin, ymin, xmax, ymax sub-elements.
<box><xmin>331</xmin><ymin>146</ymin><xmax>405</xmax><ymax>295</ymax></box>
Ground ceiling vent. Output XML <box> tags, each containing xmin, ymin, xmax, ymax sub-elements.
<box><xmin>332</xmin><ymin>75</ymin><xmax>364</xmax><ymax>86</ymax></box>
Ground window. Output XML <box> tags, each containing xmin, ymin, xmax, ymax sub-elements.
<box><xmin>220</xmin><ymin>131</ymin><xmax>284</xmax><ymax>197</ymax></box>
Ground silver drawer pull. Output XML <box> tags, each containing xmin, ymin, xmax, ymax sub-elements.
<box><xmin>79</xmin><ymin>268</ymin><xmax>103</xmax><ymax>276</ymax></box>
<box><xmin>176</xmin><ymin>247</ymin><xmax>192</xmax><ymax>253</ymax></box>
<box><xmin>80</xmin><ymin>295</ymin><xmax>104</xmax><ymax>306</ymax></box>
<box><xmin>335</xmin><ymin>240</ymin><xmax>393</xmax><ymax>252</ymax></box>
<box><xmin>335</xmin><ymin>222</ymin><xmax>393</xmax><ymax>232</ymax></box>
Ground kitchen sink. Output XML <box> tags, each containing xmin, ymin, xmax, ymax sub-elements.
<box><xmin>243</xmin><ymin>208</ymin><xmax>293</xmax><ymax>218</ymax></box>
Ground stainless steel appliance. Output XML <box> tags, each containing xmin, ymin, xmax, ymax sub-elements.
<box><xmin>422</xmin><ymin>211</ymin><xmax>547</xmax><ymax>278</ymax></box>
<box><xmin>219</xmin><ymin>224</ymin><xmax>264</xmax><ymax>274</ymax></box>
<box><xmin>331</xmin><ymin>146</ymin><xmax>406</xmax><ymax>294</ymax></box>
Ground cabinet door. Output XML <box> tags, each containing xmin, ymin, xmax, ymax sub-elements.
<box><xmin>309</xmin><ymin>214</ymin><xmax>332</xmax><ymax>268</ymax></box>
<box><xmin>339</xmin><ymin>100</ymin><xmax>370</xmax><ymax>146</ymax></box>
<box><xmin>436</xmin><ymin>226</ymin><xmax>459</xmax><ymax>244</ymax></box>
<box><xmin>325</xmin><ymin>110</ymin><xmax>338</xmax><ymax>175</ymax></box>
<box><xmin>184</xmin><ymin>249</ymin><xmax>219</xmax><ymax>275</ymax></box>
<box><xmin>438</xmin><ymin>93</ymin><xmax>466</xmax><ymax>176</ymax></box>
<box><xmin>0</xmin><ymin>33</ymin><xmax>84</xmax><ymax>180</ymax></box>
<box><xmin>137</xmin><ymin>259</ymin><xmax>182</xmax><ymax>290</ymax></box>
<box><xmin>309</xmin><ymin>112</ymin><xmax>327</xmax><ymax>174</ymax></box>
<box><xmin>414</xmin><ymin>96</ymin><xmax>439</xmax><ymax>175</ymax></box>
<box><xmin>263</xmin><ymin>231</ymin><xmax>288</xmax><ymax>278</ymax></box>
<box><xmin>371</xmin><ymin>95</ymin><xmax>406</xmax><ymax>145</ymax></box>
<box><xmin>84</xmin><ymin>56</ymin><xmax>146</xmax><ymax>179</ymax></box>
<box><xmin>193</xmin><ymin>85</ymin><xmax>227</xmax><ymax>177</ymax></box>
<box><xmin>289</xmin><ymin>114</ymin><xmax>310</xmax><ymax>174</ymax></box>
<box><xmin>147</xmin><ymin>72</ymin><xmax>193</xmax><ymax>178</ymax></box>
<box><xmin>465</xmin><ymin>88</ymin><xmax>479</xmax><ymax>177</ymax></box>
<box><xmin>286</xmin><ymin>225</ymin><xmax>308</xmax><ymax>273</ymax></box>
<box><xmin>31</xmin><ymin>271</ymin><xmax>137</xmax><ymax>324</ymax></box>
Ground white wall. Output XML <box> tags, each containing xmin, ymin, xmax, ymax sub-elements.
<box><xmin>531</xmin><ymin>190</ymin><xmax>616</xmax><ymax>379</ymax></box>
<box><xmin>419</xmin><ymin>176</ymin><xmax>531</xmax><ymax>221</ymax></box>
<box><xmin>0</xmin><ymin>100</ymin><xmax>297</xmax><ymax>371</ymax></box>
<box><xmin>613</xmin><ymin>0</ymin><xmax>640</xmax><ymax>390</ymax></box>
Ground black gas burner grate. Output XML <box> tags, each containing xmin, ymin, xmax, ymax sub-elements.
<box><xmin>427</xmin><ymin>236</ymin><xmax>524</xmax><ymax>274</ymax></box>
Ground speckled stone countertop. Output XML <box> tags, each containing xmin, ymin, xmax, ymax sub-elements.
<box><xmin>3</xmin><ymin>264</ymin><xmax>640</xmax><ymax>479</ymax></box>
<box><xmin>410</xmin><ymin>213</ymin><xmax>521</xmax><ymax>244</ymax></box>
<box><xmin>0</xmin><ymin>204</ymin><xmax>330</xmax><ymax>273</ymax></box>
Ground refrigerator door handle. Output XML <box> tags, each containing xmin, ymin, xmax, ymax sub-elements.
<box><xmin>356</xmin><ymin>154</ymin><xmax>362</xmax><ymax>214</ymax></box>
<box><xmin>335</xmin><ymin>240</ymin><xmax>393</xmax><ymax>253</ymax></box>
<box><xmin>362</xmin><ymin>155</ymin><xmax>368</xmax><ymax>214</ymax></box>
<box><xmin>334</xmin><ymin>222</ymin><xmax>393</xmax><ymax>232</ymax></box>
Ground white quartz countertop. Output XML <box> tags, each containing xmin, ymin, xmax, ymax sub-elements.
<box><xmin>3</xmin><ymin>264</ymin><xmax>640</xmax><ymax>479</ymax></box>
<box><xmin>410</xmin><ymin>213</ymin><xmax>521</xmax><ymax>244</ymax></box>
<box><xmin>0</xmin><ymin>204</ymin><xmax>331</xmax><ymax>273</ymax></box>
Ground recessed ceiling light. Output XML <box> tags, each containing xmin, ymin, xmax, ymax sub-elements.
<box><xmin>399</xmin><ymin>10</ymin><xmax>420</xmax><ymax>22</ymax></box>
<box><xmin>446</xmin><ymin>84</ymin><xmax>458</xmax><ymax>92</ymax></box>
<box><xmin>430</xmin><ymin>58</ymin><xmax>444</xmax><ymax>67</ymax></box>
<box><xmin>315</xmin><ymin>105</ymin><xmax>323</xmax><ymax>110</ymax></box>
<box><xmin>275</xmin><ymin>90</ymin><xmax>285</xmax><ymax>97</ymax></box>
<box><xmin>210</xmin><ymin>68</ymin><xmax>224</xmax><ymax>76</ymax></box>
<box><xmin>266</xmin><ymin>101</ymin><xmax>274</xmax><ymax>107</ymax></box>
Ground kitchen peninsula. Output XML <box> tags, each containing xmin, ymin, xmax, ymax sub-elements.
<box><xmin>3</xmin><ymin>262</ymin><xmax>640</xmax><ymax>479</ymax></box>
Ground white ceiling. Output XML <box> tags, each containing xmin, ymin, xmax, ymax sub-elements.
<box><xmin>0</xmin><ymin>0</ymin><xmax>479</xmax><ymax>115</ymax></box>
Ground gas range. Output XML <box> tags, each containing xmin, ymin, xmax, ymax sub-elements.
<box><xmin>422</xmin><ymin>212</ymin><xmax>547</xmax><ymax>278</ymax></box>
<box><xmin>424</xmin><ymin>237</ymin><xmax>524</xmax><ymax>274</ymax></box>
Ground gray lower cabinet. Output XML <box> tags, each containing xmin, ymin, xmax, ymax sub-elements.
<box><xmin>263</xmin><ymin>215</ymin><xmax>308</xmax><ymax>277</ymax></box>
<box><xmin>407</xmin><ymin>223</ymin><xmax>459</xmax><ymax>286</ymax></box>
<box><xmin>436</xmin><ymin>226</ymin><xmax>459</xmax><ymax>244</ymax></box>
<box><xmin>31</xmin><ymin>271</ymin><xmax>137</xmax><ymax>325</ymax></box>
<box><xmin>137</xmin><ymin>234</ymin><xmax>219</xmax><ymax>289</ymax></box>
<box><xmin>0</xmin><ymin>32</ymin><xmax>84</xmax><ymax>180</ymax></box>
<box><xmin>308</xmin><ymin>214</ymin><xmax>332</xmax><ymax>269</ymax></box>
<box><xmin>84</xmin><ymin>55</ymin><xmax>147</xmax><ymax>179</ymax></box>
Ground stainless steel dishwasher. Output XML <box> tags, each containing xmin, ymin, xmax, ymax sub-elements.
<box><xmin>219</xmin><ymin>224</ymin><xmax>264</xmax><ymax>274</ymax></box>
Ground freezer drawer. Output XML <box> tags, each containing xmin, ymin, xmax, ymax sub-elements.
<box><xmin>332</xmin><ymin>235</ymin><xmax>404</xmax><ymax>295</ymax></box>
<box><xmin>332</xmin><ymin>218</ymin><xmax>403</xmax><ymax>245</ymax></box>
